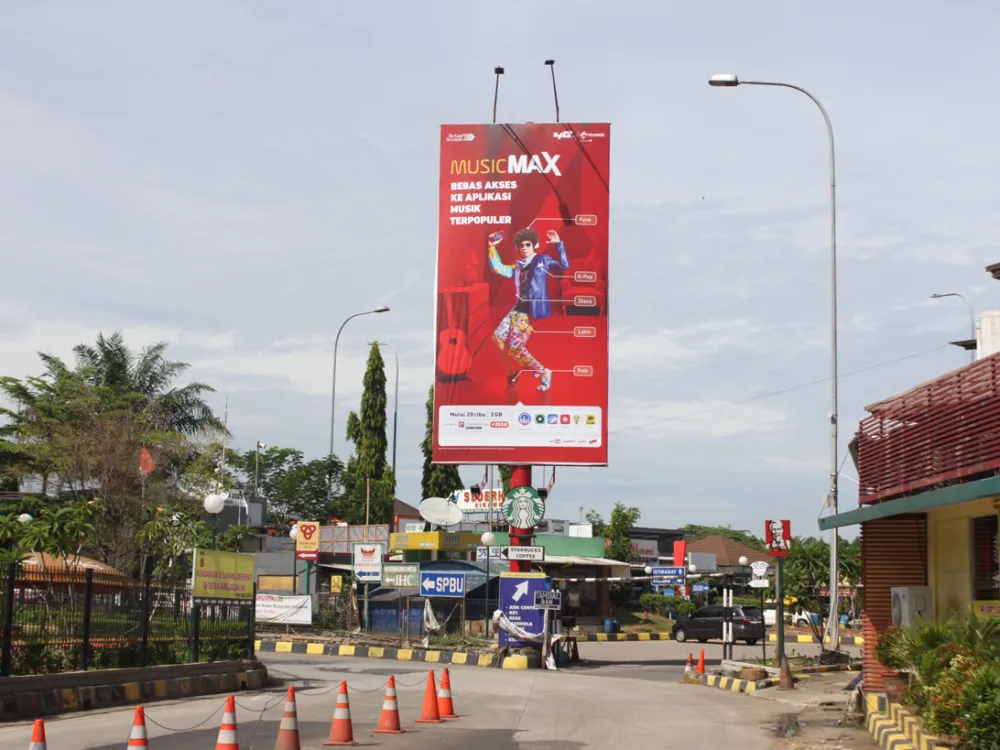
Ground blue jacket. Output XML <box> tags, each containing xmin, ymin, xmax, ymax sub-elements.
<box><xmin>488</xmin><ymin>242</ymin><xmax>570</xmax><ymax>321</ymax></box>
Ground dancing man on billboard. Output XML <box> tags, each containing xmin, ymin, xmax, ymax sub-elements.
<box><xmin>488</xmin><ymin>227</ymin><xmax>569</xmax><ymax>391</ymax></box>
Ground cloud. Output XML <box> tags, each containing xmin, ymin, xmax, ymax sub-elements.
<box><xmin>612</xmin><ymin>397</ymin><xmax>787</xmax><ymax>439</ymax></box>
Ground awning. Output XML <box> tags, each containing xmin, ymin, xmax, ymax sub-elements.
<box><xmin>817</xmin><ymin>474</ymin><xmax>1000</xmax><ymax>531</ymax></box>
<box><xmin>317</xmin><ymin>563</ymin><xmax>355</xmax><ymax>572</ymax></box>
<box><xmin>535</xmin><ymin>555</ymin><xmax>631</xmax><ymax>573</ymax></box>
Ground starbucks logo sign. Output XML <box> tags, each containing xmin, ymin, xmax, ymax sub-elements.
<box><xmin>501</xmin><ymin>486</ymin><xmax>545</xmax><ymax>528</ymax></box>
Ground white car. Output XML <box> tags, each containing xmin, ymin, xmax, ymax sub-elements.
<box><xmin>763</xmin><ymin>602</ymin><xmax>819</xmax><ymax>627</ymax></box>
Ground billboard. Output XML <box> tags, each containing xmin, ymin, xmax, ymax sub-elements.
<box><xmin>295</xmin><ymin>520</ymin><xmax>320</xmax><ymax>561</ymax></box>
<box><xmin>191</xmin><ymin>549</ymin><xmax>255</xmax><ymax>601</ymax></box>
<box><xmin>433</xmin><ymin>123</ymin><xmax>611</xmax><ymax>466</ymax></box>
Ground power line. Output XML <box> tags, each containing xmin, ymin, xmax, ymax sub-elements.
<box><xmin>611</xmin><ymin>344</ymin><xmax>951</xmax><ymax>435</ymax></box>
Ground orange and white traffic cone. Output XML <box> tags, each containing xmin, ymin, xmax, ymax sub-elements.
<box><xmin>275</xmin><ymin>686</ymin><xmax>301</xmax><ymax>750</ymax></box>
<box><xmin>437</xmin><ymin>668</ymin><xmax>457</xmax><ymax>719</ymax></box>
<box><xmin>28</xmin><ymin>719</ymin><xmax>47</xmax><ymax>750</ymax></box>
<box><xmin>372</xmin><ymin>675</ymin><xmax>405</xmax><ymax>734</ymax></box>
<box><xmin>215</xmin><ymin>696</ymin><xmax>239</xmax><ymax>750</ymax></box>
<box><xmin>127</xmin><ymin>706</ymin><xmax>149</xmax><ymax>748</ymax></box>
<box><xmin>414</xmin><ymin>670</ymin><xmax>443</xmax><ymax>724</ymax></box>
<box><xmin>323</xmin><ymin>680</ymin><xmax>355</xmax><ymax>746</ymax></box>
<box><xmin>696</xmin><ymin>649</ymin><xmax>706</xmax><ymax>675</ymax></box>
<box><xmin>684</xmin><ymin>653</ymin><xmax>694</xmax><ymax>675</ymax></box>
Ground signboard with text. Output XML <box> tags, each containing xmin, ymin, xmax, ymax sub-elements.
<box><xmin>191</xmin><ymin>549</ymin><xmax>255</xmax><ymax>601</ymax></box>
<box><xmin>499</xmin><ymin>572</ymin><xmax>549</xmax><ymax>647</ymax></box>
<box><xmin>382</xmin><ymin>563</ymin><xmax>419</xmax><ymax>590</ymax></box>
<box><xmin>352</xmin><ymin>542</ymin><xmax>385</xmax><ymax>583</ymax></box>
<box><xmin>432</xmin><ymin>123</ymin><xmax>611</xmax><ymax>466</ymax></box>
<box><xmin>295</xmin><ymin>521</ymin><xmax>320</xmax><ymax>561</ymax></box>
<box><xmin>420</xmin><ymin>571</ymin><xmax>466</xmax><ymax>598</ymax></box>
<box><xmin>255</xmin><ymin>594</ymin><xmax>312</xmax><ymax>625</ymax></box>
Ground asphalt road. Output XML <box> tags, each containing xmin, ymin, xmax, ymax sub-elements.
<box><xmin>1</xmin><ymin>651</ymin><xmax>794</xmax><ymax>749</ymax></box>
<box><xmin>567</xmin><ymin>638</ymin><xmax>864</xmax><ymax>682</ymax></box>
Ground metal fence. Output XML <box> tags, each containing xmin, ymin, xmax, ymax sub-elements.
<box><xmin>0</xmin><ymin>564</ymin><xmax>254</xmax><ymax>676</ymax></box>
<box><xmin>367</xmin><ymin>595</ymin><xmax>493</xmax><ymax>639</ymax></box>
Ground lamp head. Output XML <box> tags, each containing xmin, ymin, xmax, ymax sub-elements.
<box><xmin>289</xmin><ymin>523</ymin><xmax>299</xmax><ymax>541</ymax></box>
<box><xmin>688</xmin><ymin>564</ymin><xmax>698</xmax><ymax>574</ymax></box>
<box><xmin>481</xmin><ymin>531</ymin><xmax>495</xmax><ymax>546</ymax></box>
<box><xmin>738</xmin><ymin>555</ymin><xmax>749</xmax><ymax>566</ymax></box>
<box><xmin>644</xmin><ymin>566</ymin><xmax>653</xmax><ymax>576</ymax></box>
<box><xmin>708</xmin><ymin>73</ymin><xmax>740</xmax><ymax>87</ymax></box>
<box><xmin>203</xmin><ymin>493</ymin><xmax>227</xmax><ymax>515</ymax></box>
<box><xmin>374</xmin><ymin>305</ymin><xmax>390</xmax><ymax>313</ymax></box>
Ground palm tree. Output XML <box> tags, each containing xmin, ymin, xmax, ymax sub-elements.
<box><xmin>47</xmin><ymin>331</ymin><xmax>224</xmax><ymax>436</ymax></box>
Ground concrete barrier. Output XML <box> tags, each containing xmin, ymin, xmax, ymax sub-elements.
<box><xmin>0</xmin><ymin>659</ymin><xmax>267</xmax><ymax>722</ymax></box>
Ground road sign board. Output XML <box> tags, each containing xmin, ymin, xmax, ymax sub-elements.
<box><xmin>352</xmin><ymin>542</ymin><xmax>384</xmax><ymax>583</ymax></box>
<box><xmin>382</xmin><ymin>563</ymin><xmax>419</xmax><ymax>590</ymax></box>
<box><xmin>419</xmin><ymin>571</ymin><xmax>466</xmax><ymax>598</ymax></box>
<box><xmin>499</xmin><ymin>572</ymin><xmax>549</xmax><ymax>647</ymax></box>
<box><xmin>692</xmin><ymin>582</ymin><xmax>710</xmax><ymax>594</ymax></box>
<box><xmin>534</xmin><ymin>590</ymin><xmax>562</xmax><ymax>610</ymax></box>
<box><xmin>651</xmin><ymin>566</ymin><xmax>686</xmax><ymax>585</ymax></box>
<box><xmin>476</xmin><ymin>546</ymin><xmax>502</xmax><ymax>562</ymax></box>
<box><xmin>500</xmin><ymin>546</ymin><xmax>545</xmax><ymax>562</ymax></box>
<box><xmin>295</xmin><ymin>521</ymin><xmax>320</xmax><ymax>561</ymax></box>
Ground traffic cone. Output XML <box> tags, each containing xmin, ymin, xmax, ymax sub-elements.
<box><xmin>215</xmin><ymin>696</ymin><xmax>239</xmax><ymax>750</ymax></box>
<box><xmin>323</xmin><ymin>681</ymin><xmax>355</xmax><ymax>746</ymax></box>
<box><xmin>684</xmin><ymin>653</ymin><xmax>694</xmax><ymax>675</ymax></box>
<box><xmin>372</xmin><ymin>675</ymin><xmax>405</xmax><ymax>734</ymax></box>
<box><xmin>437</xmin><ymin>668</ymin><xmax>457</xmax><ymax>719</ymax></box>
<box><xmin>275</xmin><ymin>686</ymin><xmax>301</xmax><ymax>750</ymax></box>
<box><xmin>414</xmin><ymin>670</ymin><xmax>443</xmax><ymax>724</ymax></box>
<box><xmin>696</xmin><ymin>649</ymin><xmax>706</xmax><ymax>675</ymax></box>
<box><xmin>127</xmin><ymin>706</ymin><xmax>149</xmax><ymax>748</ymax></box>
<box><xmin>28</xmin><ymin>719</ymin><xmax>46</xmax><ymax>750</ymax></box>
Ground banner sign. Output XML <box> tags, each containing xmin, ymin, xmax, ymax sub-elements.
<box><xmin>453</xmin><ymin>487</ymin><xmax>505</xmax><ymax>513</ymax></box>
<box><xmin>255</xmin><ymin>594</ymin><xmax>312</xmax><ymax>625</ymax></box>
<box><xmin>191</xmin><ymin>549</ymin><xmax>254</xmax><ymax>601</ymax></box>
<box><xmin>433</xmin><ymin>123</ymin><xmax>611</xmax><ymax>466</ymax></box>
<box><xmin>382</xmin><ymin>563</ymin><xmax>419</xmax><ymax>590</ymax></box>
<box><xmin>295</xmin><ymin>521</ymin><xmax>320</xmax><ymax>561</ymax></box>
<box><xmin>352</xmin><ymin>542</ymin><xmax>385</xmax><ymax>583</ymax></box>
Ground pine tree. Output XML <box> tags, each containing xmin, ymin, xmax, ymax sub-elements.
<box><xmin>346</xmin><ymin>344</ymin><xmax>389</xmax><ymax>481</ymax></box>
<box><xmin>420</xmin><ymin>385</ymin><xmax>463</xmax><ymax>500</ymax></box>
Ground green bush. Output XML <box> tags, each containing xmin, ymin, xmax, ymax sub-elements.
<box><xmin>924</xmin><ymin>652</ymin><xmax>986</xmax><ymax>738</ymax></box>
<box><xmin>638</xmin><ymin>593</ymin><xmax>694</xmax><ymax>619</ymax></box>
<box><xmin>958</xmin><ymin>661</ymin><xmax>1000</xmax><ymax>749</ymax></box>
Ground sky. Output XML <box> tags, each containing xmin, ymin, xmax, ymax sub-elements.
<box><xmin>2</xmin><ymin>1</ymin><xmax>998</xmax><ymax>540</ymax></box>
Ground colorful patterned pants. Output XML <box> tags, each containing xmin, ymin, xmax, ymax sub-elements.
<box><xmin>493</xmin><ymin>311</ymin><xmax>543</xmax><ymax>372</ymax></box>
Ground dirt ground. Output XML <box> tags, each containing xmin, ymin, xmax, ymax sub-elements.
<box><xmin>759</xmin><ymin>672</ymin><xmax>877</xmax><ymax>749</ymax></box>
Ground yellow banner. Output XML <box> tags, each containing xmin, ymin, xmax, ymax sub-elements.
<box><xmin>192</xmin><ymin>549</ymin><xmax>255</xmax><ymax>601</ymax></box>
<box><xmin>329</xmin><ymin>575</ymin><xmax>343</xmax><ymax>593</ymax></box>
<box><xmin>975</xmin><ymin>600</ymin><xmax>1000</xmax><ymax>619</ymax></box>
<box><xmin>389</xmin><ymin>532</ymin><xmax>483</xmax><ymax>551</ymax></box>
<box><xmin>296</xmin><ymin>521</ymin><xmax>321</xmax><ymax>558</ymax></box>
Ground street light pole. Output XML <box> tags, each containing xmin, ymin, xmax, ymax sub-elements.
<box><xmin>930</xmin><ymin>293</ymin><xmax>976</xmax><ymax>363</ymax></box>
<box><xmin>709</xmin><ymin>73</ymin><xmax>841</xmax><ymax>651</ymax></box>
<box><xmin>327</xmin><ymin>306</ymin><xmax>390</xmax><ymax>505</ymax></box>
<box><xmin>370</xmin><ymin>341</ymin><xmax>400</xmax><ymax>477</ymax></box>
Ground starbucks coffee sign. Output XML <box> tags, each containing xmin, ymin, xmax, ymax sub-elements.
<box><xmin>501</xmin><ymin>486</ymin><xmax>545</xmax><ymax>528</ymax></box>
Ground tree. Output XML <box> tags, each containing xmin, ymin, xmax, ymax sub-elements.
<box><xmin>419</xmin><ymin>386</ymin><xmax>462</xmax><ymax>501</ymax></box>
<box><xmin>499</xmin><ymin>465</ymin><xmax>512</xmax><ymax>494</ymax></box>
<box><xmin>604</xmin><ymin>503</ymin><xmax>642</xmax><ymax>562</ymax></box>
<box><xmin>228</xmin><ymin>446</ymin><xmax>343</xmax><ymax>524</ymax></box>
<box><xmin>340</xmin><ymin>344</ymin><xmax>394</xmax><ymax>523</ymax></box>
<box><xmin>779</xmin><ymin>535</ymin><xmax>832</xmax><ymax>640</ymax></box>
<box><xmin>65</xmin><ymin>331</ymin><xmax>224</xmax><ymax>436</ymax></box>
<box><xmin>585</xmin><ymin>510</ymin><xmax>606</xmax><ymax>536</ymax></box>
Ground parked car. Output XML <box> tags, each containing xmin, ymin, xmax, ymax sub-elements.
<box><xmin>672</xmin><ymin>605</ymin><xmax>766</xmax><ymax>645</ymax></box>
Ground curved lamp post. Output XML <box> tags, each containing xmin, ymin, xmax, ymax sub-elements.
<box><xmin>709</xmin><ymin>72</ymin><xmax>841</xmax><ymax>650</ymax></box>
<box><xmin>930</xmin><ymin>293</ymin><xmax>976</xmax><ymax>363</ymax></box>
<box><xmin>289</xmin><ymin>523</ymin><xmax>299</xmax><ymax>595</ymax></box>
<box><xmin>204</xmin><ymin>493</ymin><xmax>226</xmax><ymax>549</ymax></box>
<box><xmin>327</xmin><ymin>306</ymin><xmax>391</xmax><ymax>505</ymax></box>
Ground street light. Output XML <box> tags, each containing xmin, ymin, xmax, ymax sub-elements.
<box><xmin>738</xmin><ymin>555</ymin><xmax>749</xmax><ymax>592</ymax></box>
<box><xmin>289</xmin><ymin>523</ymin><xmax>299</xmax><ymax>595</ymax></box>
<box><xmin>709</xmin><ymin>71</ymin><xmax>842</xmax><ymax>651</ymax></box>
<box><xmin>328</xmin><ymin>306</ymin><xmax>391</xmax><ymax>505</ymax></box>
<box><xmin>204</xmin><ymin>493</ymin><xmax>226</xmax><ymax>549</ymax></box>
<box><xmin>930</xmin><ymin>293</ymin><xmax>976</xmax><ymax>363</ymax></box>
<box><xmin>369</xmin><ymin>341</ymin><xmax>400</xmax><ymax>477</ymax></box>
<box><xmin>481</xmin><ymin>531</ymin><xmax>496</xmax><ymax>637</ymax></box>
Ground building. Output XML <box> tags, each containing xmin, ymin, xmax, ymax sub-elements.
<box><xmin>820</xmin><ymin>262</ymin><xmax>1000</xmax><ymax>691</ymax></box>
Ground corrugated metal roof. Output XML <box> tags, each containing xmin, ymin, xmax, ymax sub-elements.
<box><xmin>686</xmin><ymin>536</ymin><xmax>770</xmax><ymax>567</ymax></box>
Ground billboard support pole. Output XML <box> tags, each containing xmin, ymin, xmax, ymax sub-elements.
<box><xmin>508</xmin><ymin>466</ymin><xmax>533</xmax><ymax>573</ymax></box>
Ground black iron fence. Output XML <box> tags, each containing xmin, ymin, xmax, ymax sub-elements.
<box><xmin>0</xmin><ymin>564</ymin><xmax>255</xmax><ymax>676</ymax></box>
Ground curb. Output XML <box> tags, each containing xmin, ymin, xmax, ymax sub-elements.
<box><xmin>256</xmin><ymin>639</ymin><xmax>541</xmax><ymax>670</ymax></box>
<box><xmin>866</xmin><ymin>694</ymin><xmax>942</xmax><ymax>750</ymax></box>
<box><xmin>0</xmin><ymin>666</ymin><xmax>267</xmax><ymax>722</ymax></box>
<box><xmin>768</xmin><ymin>633</ymin><xmax>864</xmax><ymax>645</ymax></box>
<box><xmin>570</xmin><ymin>632</ymin><xmax>672</xmax><ymax>642</ymax></box>
<box><xmin>687</xmin><ymin>673</ymin><xmax>781</xmax><ymax>694</ymax></box>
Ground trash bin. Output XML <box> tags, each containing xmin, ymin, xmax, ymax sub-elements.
<box><xmin>614</xmin><ymin>618</ymin><xmax>622</xmax><ymax>633</ymax></box>
<box><xmin>603</xmin><ymin>618</ymin><xmax>615</xmax><ymax>634</ymax></box>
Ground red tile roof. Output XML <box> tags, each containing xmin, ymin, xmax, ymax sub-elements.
<box><xmin>687</xmin><ymin>536</ymin><xmax>770</xmax><ymax>567</ymax></box>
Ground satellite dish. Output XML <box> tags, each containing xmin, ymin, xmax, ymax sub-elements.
<box><xmin>419</xmin><ymin>497</ymin><xmax>463</xmax><ymax>527</ymax></box>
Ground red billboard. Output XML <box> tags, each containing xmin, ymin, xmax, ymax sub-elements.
<box><xmin>433</xmin><ymin>123</ymin><xmax>610</xmax><ymax>466</ymax></box>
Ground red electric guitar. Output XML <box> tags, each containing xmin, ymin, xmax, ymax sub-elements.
<box><xmin>437</xmin><ymin>292</ymin><xmax>473</xmax><ymax>381</ymax></box>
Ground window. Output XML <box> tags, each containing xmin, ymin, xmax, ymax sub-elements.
<box><xmin>702</xmin><ymin>606</ymin><xmax>725</xmax><ymax>618</ymax></box>
<box><xmin>973</xmin><ymin>515</ymin><xmax>999</xmax><ymax>601</ymax></box>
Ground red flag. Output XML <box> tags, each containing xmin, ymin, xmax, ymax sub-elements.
<box><xmin>139</xmin><ymin>447</ymin><xmax>155</xmax><ymax>475</ymax></box>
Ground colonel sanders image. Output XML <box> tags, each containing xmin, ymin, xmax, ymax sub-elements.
<box><xmin>767</xmin><ymin>520</ymin><xmax>789</xmax><ymax>553</ymax></box>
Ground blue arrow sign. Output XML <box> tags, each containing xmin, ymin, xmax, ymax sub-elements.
<box><xmin>692</xmin><ymin>582</ymin><xmax>710</xmax><ymax>594</ymax></box>
<box><xmin>651</xmin><ymin>566</ymin><xmax>686</xmax><ymax>585</ymax></box>
<box><xmin>419</xmin><ymin>571</ymin><xmax>466</xmax><ymax>598</ymax></box>
<box><xmin>499</xmin><ymin>574</ymin><xmax>550</xmax><ymax>647</ymax></box>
